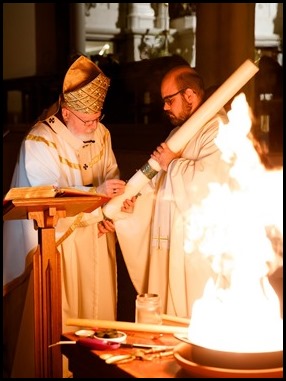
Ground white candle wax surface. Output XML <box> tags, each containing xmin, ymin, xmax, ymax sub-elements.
<box><xmin>103</xmin><ymin>59</ymin><xmax>259</xmax><ymax>220</ymax></box>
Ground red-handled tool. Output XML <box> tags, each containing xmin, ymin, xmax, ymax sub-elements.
<box><xmin>77</xmin><ymin>337</ymin><xmax>121</xmax><ymax>350</ymax></box>
<box><xmin>49</xmin><ymin>336</ymin><xmax>120</xmax><ymax>350</ymax></box>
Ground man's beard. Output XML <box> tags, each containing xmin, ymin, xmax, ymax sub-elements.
<box><xmin>165</xmin><ymin>102</ymin><xmax>193</xmax><ymax>127</ymax></box>
<box><xmin>78</xmin><ymin>132</ymin><xmax>95</xmax><ymax>141</ymax></box>
<box><xmin>69</xmin><ymin>128</ymin><xmax>96</xmax><ymax>141</ymax></box>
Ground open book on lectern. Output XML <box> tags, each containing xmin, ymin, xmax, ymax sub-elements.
<box><xmin>3</xmin><ymin>185</ymin><xmax>110</xmax><ymax>206</ymax></box>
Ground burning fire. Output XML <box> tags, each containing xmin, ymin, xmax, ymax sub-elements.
<box><xmin>185</xmin><ymin>93</ymin><xmax>283</xmax><ymax>353</ymax></box>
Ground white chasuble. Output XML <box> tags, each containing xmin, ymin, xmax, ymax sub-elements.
<box><xmin>3</xmin><ymin>116</ymin><xmax>119</xmax><ymax>377</ymax></box>
<box><xmin>116</xmin><ymin>110</ymin><xmax>231</xmax><ymax>319</ymax></box>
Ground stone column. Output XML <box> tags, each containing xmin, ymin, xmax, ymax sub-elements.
<box><xmin>154</xmin><ymin>3</ymin><xmax>170</xmax><ymax>30</ymax></box>
<box><xmin>69</xmin><ymin>3</ymin><xmax>86</xmax><ymax>56</ymax></box>
<box><xmin>124</xmin><ymin>3</ymin><xmax>156</xmax><ymax>62</ymax></box>
<box><xmin>127</xmin><ymin>3</ymin><xmax>155</xmax><ymax>29</ymax></box>
<box><xmin>196</xmin><ymin>3</ymin><xmax>256</xmax><ymax>108</ymax></box>
<box><xmin>170</xmin><ymin>15</ymin><xmax>196</xmax><ymax>67</ymax></box>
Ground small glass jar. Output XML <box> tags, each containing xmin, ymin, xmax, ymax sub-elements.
<box><xmin>135</xmin><ymin>293</ymin><xmax>162</xmax><ymax>324</ymax></box>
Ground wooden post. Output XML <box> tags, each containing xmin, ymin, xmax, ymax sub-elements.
<box><xmin>3</xmin><ymin>196</ymin><xmax>107</xmax><ymax>378</ymax></box>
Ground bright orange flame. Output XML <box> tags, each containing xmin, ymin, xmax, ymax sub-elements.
<box><xmin>185</xmin><ymin>93</ymin><xmax>283</xmax><ymax>353</ymax></box>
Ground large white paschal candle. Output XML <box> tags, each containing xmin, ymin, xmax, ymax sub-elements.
<box><xmin>103</xmin><ymin>59</ymin><xmax>259</xmax><ymax>220</ymax></box>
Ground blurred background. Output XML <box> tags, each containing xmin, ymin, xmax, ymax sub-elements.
<box><xmin>3</xmin><ymin>3</ymin><xmax>283</xmax><ymax>195</ymax></box>
<box><xmin>3</xmin><ymin>2</ymin><xmax>283</xmax><ymax>325</ymax></box>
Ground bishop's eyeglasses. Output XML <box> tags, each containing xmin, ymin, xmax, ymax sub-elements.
<box><xmin>69</xmin><ymin>109</ymin><xmax>104</xmax><ymax>126</ymax></box>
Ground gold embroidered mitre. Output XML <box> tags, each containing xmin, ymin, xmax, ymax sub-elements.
<box><xmin>63</xmin><ymin>55</ymin><xmax>110</xmax><ymax>114</ymax></box>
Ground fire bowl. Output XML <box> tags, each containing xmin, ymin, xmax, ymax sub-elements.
<box><xmin>174</xmin><ymin>343</ymin><xmax>283</xmax><ymax>378</ymax></box>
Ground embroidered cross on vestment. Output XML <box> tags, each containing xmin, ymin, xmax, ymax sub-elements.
<box><xmin>152</xmin><ymin>227</ymin><xmax>169</xmax><ymax>249</ymax></box>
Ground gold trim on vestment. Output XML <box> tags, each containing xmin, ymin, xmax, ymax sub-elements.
<box><xmin>56</xmin><ymin>213</ymin><xmax>85</xmax><ymax>247</ymax></box>
<box><xmin>56</xmin><ymin>212</ymin><xmax>100</xmax><ymax>247</ymax></box>
<box><xmin>86</xmin><ymin>129</ymin><xmax>108</xmax><ymax>168</ymax></box>
<box><xmin>26</xmin><ymin>134</ymin><xmax>57</xmax><ymax>149</ymax></box>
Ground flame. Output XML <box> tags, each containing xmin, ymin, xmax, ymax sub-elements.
<box><xmin>185</xmin><ymin>93</ymin><xmax>283</xmax><ymax>353</ymax></box>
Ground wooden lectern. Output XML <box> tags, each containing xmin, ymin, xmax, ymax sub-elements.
<box><xmin>3</xmin><ymin>196</ymin><xmax>108</xmax><ymax>378</ymax></box>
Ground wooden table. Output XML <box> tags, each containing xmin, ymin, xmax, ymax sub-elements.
<box><xmin>61</xmin><ymin>331</ymin><xmax>191</xmax><ymax>378</ymax></box>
